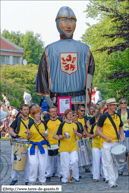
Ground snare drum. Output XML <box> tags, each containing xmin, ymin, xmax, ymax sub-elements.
<box><xmin>77</xmin><ymin>138</ymin><xmax>92</xmax><ymax>167</ymax></box>
<box><xmin>48</xmin><ymin>144</ymin><xmax>59</xmax><ymax>156</ymax></box>
<box><xmin>111</xmin><ymin>144</ymin><xmax>127</xmax><ymax>166</ymax></box>
<box><xmin>13</xmin><ymin>139</ymin><xmax>29</xmax><ymax>171</ymax></box>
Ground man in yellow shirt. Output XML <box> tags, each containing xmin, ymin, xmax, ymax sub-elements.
<box><xmin>45</xmin><ymin>106</ymin><xmax>62</xmax><ymax>182</ymax></box>
<box><xmin>9</xmin><ymin>104</ymin><xmax>33</xmax><ymax>185</ymax></box>
<box><xmin>96</xmin><ymin>98</ymin><xmax>125</xmax><ymax>188</ymax></box>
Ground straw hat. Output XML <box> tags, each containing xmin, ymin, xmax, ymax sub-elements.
<box><xmin>106</xmin><ymin>98</ymin><xmax>118</xmax><ymax>105</ymax></box>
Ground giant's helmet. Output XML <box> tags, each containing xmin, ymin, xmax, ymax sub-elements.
<box><xmin>55</xmin><ymin>6</ymin><xmax>77</xmax><ymax>39</ymax></box>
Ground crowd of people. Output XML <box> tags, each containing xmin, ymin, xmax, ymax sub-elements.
<box><xmin>0</xmin><ymin>92</ymin><xmax>129</xmax><ymax>188</ymax></box>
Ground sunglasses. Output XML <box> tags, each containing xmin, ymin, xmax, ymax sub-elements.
<box><xmin>80</xmin><ymin>110</ymin><xmax>85</xmax><ymax>112</ymax></box>
<box><xmin>120</xmin><ymin>102</ymin><xmax>127</xmax><ymax>104</ymax></box>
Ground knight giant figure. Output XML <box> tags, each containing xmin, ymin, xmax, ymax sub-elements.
<box><xmin>36</xmin><ymin>6</ymin><xmax>95</xmax><ymax>112</ymax></box>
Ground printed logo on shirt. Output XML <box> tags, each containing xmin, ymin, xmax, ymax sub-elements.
<box><xmin>60</xmin><ymin>53</ymin><xmax>78</xmax><ymax>75</ymax></box>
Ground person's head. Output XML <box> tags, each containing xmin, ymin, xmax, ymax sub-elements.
<box><xmin>95</xmin><ymin>112</ymin><xmax>102</xmax><ymax>122</ymax></box>
<box><xmin>20</xmin><ymin>104</ymin><xmax>29</xmax><ymax>117</ymax></box>
<box><xmin>5</xmin><ymin>97</ymin><xmax>9</xmax><ymax>102</ymax></box>
<box><xmin>72</xmin><ymin>111</ymin><xmax>78</xmax><ymax>122</ymax></box>
<box><xmin>11</xmin><ymin>114</ymin><xmax>16</xmax><ymax>119</ymax></box>
<box><xmin>102</xmin><ymin>100</ymin><xmax>106</xmax><ymax>106</ymax></box>
<box><xmin>16</xmin><ymin>111</ymin><xmax>22</xmax><ymax>118</ymax></box>
<box><xmin>92</xmin><ymin>88</ymin><xmax>95</xmax><ymax>93</ymax></box>
<box><xmin>32</xmin><ymin>109</ymin><xmax>42</xmax><ymax>121</ymax></box>
<box><xmin>119</xmin><ymin>98</ymin><xmax>127</xmax><ymax>109</ymax></box>
<box><xmin>9</xmin><ymin>106</ymin><xmax>13</xmax><ymax>111</ymax></box>
<box><xmin>94</xmin><ymin>87</ymin><xmax>98</xmax><ymax>92</ymax></box>
<box><xmin>97</xmin><ymin>104</ymin><xmax>104</xmax><ymax>114</ymax></box>
<box><xmin>56</xmin><ymin>6</ymin><xmax>77</xmax><ymax>39</ymax></box>
<box><xmin>88</xmin><ymin>105</ymin><xmax>94</xmax><ymax>115</ymax></box>
<box><xmin>49</xmin><ymin>106</ymin><xmax>58</xmax><ymax>118</ymax></box>
<box><xmin>78</xmin><ymin>105</ymin><xmax>85</xmax><ymax>117</ymax></box>
<box><xmin>64</xmin><ymin>109</ymin><xmax>73</xmax><ymax>121</ymax></box>
<box><xmin>29</xmin><ymin>104</ymin><xmax>38</xmax><ymax>116</ymax></box>
<box><xmin>106</xmin><ymin>98</ymin><xmax>118</xmax><ymax>113</ymax></box>
<box><xmin>93</xmin><ymin>108</ymin><xmax>98</xmax><ymax>116</ymax></box>
<box><xmin>2</xmin><ymin>92</ymin><xmax>6</xmax><ymax>97</ymax></box>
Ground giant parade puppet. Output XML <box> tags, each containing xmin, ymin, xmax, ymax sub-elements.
<box><xmin>36</xmin><ymin>6</ymin><xmax>95</xmax><ymax>113</ymax></box>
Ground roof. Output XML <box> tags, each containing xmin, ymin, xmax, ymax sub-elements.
<box><xmin>0</xmin><ymin>36</ymin><xmax>24</xmax><ymax>53</ymax></box>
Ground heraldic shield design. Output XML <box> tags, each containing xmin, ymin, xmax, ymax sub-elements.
<box><xmin>60</xmin><ymin>53</ymin><xmax>78</xmax><ymax>75</ymax></box>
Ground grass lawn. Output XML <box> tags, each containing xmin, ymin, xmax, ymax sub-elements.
<box><xmin>0</xmin><ymin>137</ymin><xmax>10</xmax><ymax>141</ymax></box>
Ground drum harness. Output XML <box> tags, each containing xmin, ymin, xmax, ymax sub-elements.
<box><xmin>105</xmin><ymin>112</ymin><xmax>120</xmax><ymax>140</ymax></box>
<box><xmin>33</xmin><ymin>123</ymin><xmax>51</xmax><ymax>148</ymax></box>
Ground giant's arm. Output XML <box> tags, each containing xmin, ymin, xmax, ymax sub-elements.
<box><xmin>88</xmin><ymin>51</ymin><xmax>95</xmax><ymax>76</ymax></box>
<box><xmin>36</xmin><ymin>52</ymin><xmax>54</xmax><ymax>108</ymax></box>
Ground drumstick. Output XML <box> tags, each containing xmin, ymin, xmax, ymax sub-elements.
<box><xmin>71</xmin><ymin>121</ymin><xmax>74</xmax><ymax>130</ymax></box>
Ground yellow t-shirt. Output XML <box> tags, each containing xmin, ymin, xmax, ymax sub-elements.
<box><xmin>57</xmin><ymin>122</ymin><xmax>82</xmax><ymax>152</ymax></box>
<box><xmin>10</xmin><ymin>117</ymin><xmax>32</xmax><ymax>139</ymax></box>
<box><xmin>121</xmin><ymin>112</ymin><xmax>129</xmax><ymax>130</ymax></box>
<box><xmin>46</xmin><ymin>119</ymin><xmax>61</xmax><ymax>145</ymax></box>
<box><xmin>29</xmin><ymin>121</ymin><xmax>48</xmax><ymax>149</ymax></box>
<box><xmin>91</xmin><ymin>124</ymin><xmax>101</xmax><ymax>149</ymax></box>
<box><xmin>78</xmin><ymin>118</ymin><xmax>85</xmax><ymax>127</ymax></box>
<box><xmin>97</xmin><ymin>113</ymin><xmax>123</xmax><ymax>144</ymax></box>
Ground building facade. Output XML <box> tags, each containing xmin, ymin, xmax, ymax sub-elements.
<box><xmin>0</xmin><ymin>36</ymin><xmax>24</xmax><ymax>65</ymax></box>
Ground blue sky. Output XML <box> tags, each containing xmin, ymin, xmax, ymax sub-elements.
<box><xmin>1</xmin><ymin>1</ymin><xmax>97</xmax><ymax>46</ymax></box>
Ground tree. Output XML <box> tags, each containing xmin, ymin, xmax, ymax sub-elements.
<box><xmin>0</xmin><ymin>64</ymin><xmax>42</xmax><ymax>108</ymax></box>
<box><xmin>2</xmin><ymin>30</ymin><xmax>44</xmax><ymax>65</ymax></box>
<box><xmin>82</xmin><ymin>0</ymin><xmax>129</xmax><ymax>102</ymax></box>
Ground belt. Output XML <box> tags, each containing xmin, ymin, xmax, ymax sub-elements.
<box><xmin>50</xmin><ymin>90</ymin><xmax>85</xmax><ymax>98</ymax></box>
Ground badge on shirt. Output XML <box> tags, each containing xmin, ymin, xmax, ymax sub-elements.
<box><xmin>60</xmin><ymin>53</ymin><xmax>78</xmax><ymax>75</ymax></box>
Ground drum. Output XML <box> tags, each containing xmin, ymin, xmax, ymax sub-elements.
<box><xmin>13</xmin><ymin>139</ymin><xmax>29</xmax><ymax>171</ymax></box>
<box><xmin>111</xmin><ymin>144</ymin><xmax>127</xmax><ymax>166</ymax></box>
<box><xmin>77</xmin><ymin>138</ymin><xmax>92</xmax><ymax>167</ymax></box>
<box><xmin>123</xmin><ymin>130</ymin><xmax>129</xmax><ymax>151</ymax></box>
<box><xmin>48</xmin><ymin>144</ymin><xmax>59</xmax><ymax>156</ymax></box>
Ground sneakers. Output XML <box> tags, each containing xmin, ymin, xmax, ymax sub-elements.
<box><xmin>10</xmin><ymin>180</ymin><xmax>18</xmax><ymax>185</ymax></box>
<box><xmin>60</xmin><ymin>176</ymin><xmax>63</xmax><ymax>182</ymax></box>
<box><xmin>25</xmin><ymin>182</ymin><xmax>29</xmax><ymax>185</ymax></box>
<box><xmin>110</xmin><ymin>184</ymin><xmax>118</xmax><ymax>188</ymax></box>
<box><xmin>62</xmin><ymin>182</ymin><xmax>67</xmax><ymax>185</ymax></box>
<box><xmin>46</xmin><ymin>177</ymin><xmax>51</xmax><ymax>182</ymax></box>
<box><xmin>75</xmin><ymin>180</ymin><xmax>80</xmax><ymax>183</ymax></box>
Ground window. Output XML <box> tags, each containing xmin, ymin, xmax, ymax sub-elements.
<box><xmin>0</xmin><ymin>55</ymin><xmax>10</xmax><ymax>64</ymax></box>
<box><xmin>5</xmin><ymin>56</ymin><xmax>9</xmax><ymax>64</ymax></box>
<box><xmin>13</xmin><ymin>56</ymin><xmax>20</xmax><ymax>64</ymax></box>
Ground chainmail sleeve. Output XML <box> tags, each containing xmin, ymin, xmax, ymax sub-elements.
<box><xmin>36</xmin><ymin>51</ymin><xmax>50</xmax><ymax>96</ymax></box>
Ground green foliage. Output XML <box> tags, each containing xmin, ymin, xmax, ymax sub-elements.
<box><xmin>0</xmin><ymin>64</ymin><xmax>42</xmax><ymax>108</ymax></box>
<box><xmin>82</xmin><ymin>0</ymin><xmax>129</xmax><ymax>103</ymax></box>
<box><xmin>2</xmin><ymin>30</ymin><xmax>44</xmax><ymax>65</ymax></box>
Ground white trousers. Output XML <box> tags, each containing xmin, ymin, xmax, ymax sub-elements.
<box><xmin>92</xmin><ymin>148</ymin><xmax>105</xmax><ymax>180</ymax></box>
<box><xmin>102</xmin><ymin>142</ymin><xmax>118</xmax><ymax>186</ymax></box>
<box><xmin>101</xmin><ymin>148</ymin><xmax>109</xmax><ymax>181</ymax></box>
<box><xmin>28</xmin><ymin>148</ymin><xmax>48</xmax><ymax>183</ymax></box>
<box><xmin>11</xmin><ymin>145</ymin><xmax>29</xmax><ymax>182</ymax></box>
<box><xmin>45</xmin><ymin>155</ymin><xmax>55</xmax><ymax>177</ymax></box>
<box><xmin>60</xmin><ymin>151</ymin><xmax>79</xmax><ymax>183</ymax></box>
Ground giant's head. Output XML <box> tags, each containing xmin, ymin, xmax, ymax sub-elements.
<box><xmin>55</xmin><ymin>6</ymin><xmax>77</xmax><ymax>39</ymax></box>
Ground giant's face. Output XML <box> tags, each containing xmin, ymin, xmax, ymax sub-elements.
<box><xmin>59</xmin><ymin>18</ymin><xmax>76</xmax><ymax>36</ymax></box>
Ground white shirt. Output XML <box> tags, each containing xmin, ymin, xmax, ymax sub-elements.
<box><xmin>24</xmin><ymin>93</ymin><xmax>32</xmax><ymax>104</ymax></box>
<box><xmin>95</xmin><ymin>90</ymin><xmax>102</xmax><ymax>104</ymax></box>
<box><xmin>0</xmin><ymin>110</ymin><xmax>7</xmax><ymax>121</ymax></box>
